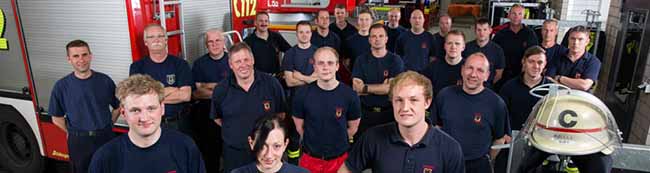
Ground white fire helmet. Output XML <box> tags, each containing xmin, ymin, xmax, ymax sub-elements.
<box><xmin>520</xmin><ymin>84</ymin><xmax>621</xmax><ymax>156</ymax></box>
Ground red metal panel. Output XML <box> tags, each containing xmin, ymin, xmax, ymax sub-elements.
<box><xmin>127</xmin><ymin>0</ymin><xmax>184</xmax><ymax>61</ymax></box>
<box><xmin>39</xmin><ymin>122</ymin><xmax>68</xmax><ymax>161</ymax></box>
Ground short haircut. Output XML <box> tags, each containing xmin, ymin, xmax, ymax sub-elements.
<box><xmin>446</xmin><ymin>30</ymin><xmax>466</xmax><ymax>42</ymax></box>
<box><xmin>358</xmin><ymin>9</ymin><xmax>374</xmax><ymax>19</ymax></box>
<box><xmin>389</xmin><ymin>71</ymin><xmax>433</xmax><ymax>100</ymax></box>
<box><xmin>543</xmin><ymin>19</ymin><xmax>558</xmax><ymax>27</ymax></box>
<box><xmin>466</xmin><ymin>52</ymin><xmax>490</xmax><ymax>70</ymax></box>
<box><xmin>475</xmin><ymin>18</ymin><xmax>490</xmax><ymax>27</ymax></box>
<box><xmin>256</xmin><ymin>11</ymin><xmax>270</xmax><ymax>19</ymax></box>
<box><xmin>249</xmin><ymin>115</ymin><xmax>288</xmax><ymax>157</ymax></box>
<box><xmin>296</xmin><ymin>20</ymin><xmax>311</xmax><ymax>29</ymax></box>
<box><xmin>314</xmin><ymin>46</ymin><xmax>339</xmax><ymax>61</ymax></box>
<box><xmin>116</xmin><ymin>74</ymin><xmax>165</xmax><ymax>106</ymax></box>
<box><xmin>316</xmin><ymin>9</ymin><xmax>329</xmax><ymax>16</ymax></box>
<box><xmin>389</xmin><ymin>8</ymin><xmax>400</xmax><ymax>14</ymax></box>
<box><xmin>511</xmin><ymin>3</ymin><xmax>525</xmax><ymax>11</ymax></box>
<box><xmin>335</xmin><ymin>4</ymin><xmax>345</xmax><ymax>9</ymax></box>
<box><xmin>204</xmin><ymin>28</ymin><xmax>224</xmax><ymax>43</ymax></box>
<box><xmin>369</xmin><ymin>23</ymin><xmax>386</xmax><ymax>34</ymax></box>
<box><xmin>228</xmin><ymin>42</ymin><xmax>253</xmax><ymax>60</ymax></box>
<box><xmin>143</xmin><ymin>23</ymin><xmax>167</xmax><ymax>40</ymax></box>
<box><xmin>439</xmin><ymin>14</ymin><xmax>452</xmax><ymax>22</ymax></box>
<box><xmin>66</xmin><ymin>39</ymin><xmax>91</xmax><ymax>55</ymax></box>
<box><xmin>522</xmin><ymin>45</ymin><xmax>547</xmax><ymax>61</ymax></box>
<box><xmin>568</xmin><ymin>25</ymin><xmax>591</xmax><ymax>36</ymax></box>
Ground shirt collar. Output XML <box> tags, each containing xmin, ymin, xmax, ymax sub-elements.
<box><xmin>388</xmin><ymin>123</ymin><xmax>434</xmax><ymax>148</ymax></box>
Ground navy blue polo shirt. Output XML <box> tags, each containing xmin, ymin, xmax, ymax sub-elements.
<box><xmin>191</xmin><ymin>53</ymin><xmax>230</xmax><ymax>84</ymax></box>
<box><xmin>88</xmin><ymin>128</ymin><xmax>206</xmax><ymax>173</ymax></box>
<box><xmin>231</xmin><ymin>162</ymin><xmax>309</xmax><ymax>173</ymax></box>
<box><xmin>129</xmin><ymin>55</ymin><xmax>193</xmax><ymax>117</ymax></box>
<box><xmin>344</xmin><ymin>33</ymin><xmax>370</xmax><ymax>67</ymax></box>
<box><xmin>493</xmin><ymin>23</ymin><xmax>539</xmax><ymax>77</ymax></box>
<box><xmin>210</xmin><ymin>71</ymin><xmax>286</xmax><ymax>148</ymax></box>
<box><xmin>463</xmin><ymin>40</ymin><xmax>506</xmax><ymax>84</ymax></box>
<box><xmin>243</xmin><ymin>30</ymin><xmax>292</xmax><ymax>74</ymax></box>
<box><xmin>48</xmin><ymin>71</ymin><xmax>119</xmax><ymax>131</ymax></box>
<box><xmin>499</xmin><ymin>75</ymin><xmax>551</xmax><ymax>130</ymax></box>
<box><xmin>281</xmin><ymin>44</ymin><xmax>317</xmax><ymax>76</ymax></box>
<box><xmin>421</xmin><ymin>58</ymin><xmax>464</xmax><ymax>94</ymax></box>
<box><xmin>434</xmin><ymin>86</ymin><xmax>508</xmax><ymax>160</ymax></box>
<box><xmin>329</xmin><ymin>21</ymin><xmax>358</xmax><ymax>42</ymax></box>
<box><xmin>546</xmin><ymin>51</ymin><xmax>602</xmax><ymax>83</ymax></box>
<box><xmin>386</xmin><ymin>25</ymin><xmax>407</xmax><ymax>52</ymax></box>
<box><xmin>292</xmin><ymin>82</ymin><xmax>361</xmax><ymax>156</ymax></box>
<box><xmin>432</xmin><ymin>32</ymin><xmax>446</xmax><ymax>59</ymax></box>
<box><xmin>543</xmin><ymin>44</ymin><xmax>568</xmax><ymax>64</ymax></box>
<box><xmin>345</xmin><ymin>123</ymin><xmax>465</xmax><ymax>173</ymax></box>
<box><xmin>311</xmin><ymin>31</ymin><xmax>341</xmax><ymax>52</ymax></box>
<box><xmin>352</xmin><ymin>52</ymin><xmax>405</xmax><ymax>107</ymax></box>
<box><xmin>395</xmin><ymin>30</ymin><xmax>435</xmax><ymax>72</ymax></box>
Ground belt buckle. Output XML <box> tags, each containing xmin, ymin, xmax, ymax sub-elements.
<box><xmin>88</xmin><ymin>131</ymin><xmax>96</xmax><ymax>136</ymax></box>
<box><xmin>372</xmin><ymin>107</ymin><xmax>381</xmax><ymax>112</ymax></box>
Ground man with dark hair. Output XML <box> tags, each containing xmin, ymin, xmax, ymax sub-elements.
<box><xmin>421</xmin><ymin>30</ymin><xmax>466</xmax><ymax>94</ymax></box>
<box><xmin>386</xmin><ymin>8</ymin><xmax>407</xmax><ymax>52</ymax></box>
<box><xmin>211</xmin><ymin>42</ymin><xmax>286</xmax><ymax>172</ymax></box>
<box><xmin>283</xmin><ymin>21</ymin><xmax>318</xmax><ymax>88</ymax></box>
<box><xmin>432</xmin><ymin>14</ymin><xmax>453</xmax><ymax>59</ymax></box>
<box><xmin>89</xmin><ymin>74</ymin><xmax>205</xmax><ymax>173</ymax></box>
<box><xmin>352</xmin><ymin>24</ymin><xmax>405</xmax><ymax>139</ymax></box>
<box><xmin>540</xmin><ymin>19</ymin><xmax>567</xmax><ymax>63</ymax></box>
<box><xmin>129</xmin><ymin>24</ymin><xmax>193</xmax><ymax>132</ymax></box>
<box><xmin>493</xmin><ymin>4</ymin><xmax>539</xmax><ymax>84</ymax></box>
<box><xmin>463</xmin><ymin>18</ymin><xmax>506</xmax><ymax>87</ymax></box>
<box><xmin>293</xmin><ymin>47</ymin><xmax>361</xmax><ymax>173</ymax></box>
<box><xmin>339</xmin><ymin>71</ymin><xmax>465</xmax><ymax>173</ymax></box>
<box><xmin>394</xmin><ymin>9</ymin><xmax>435</xmax><ymax>72</ymax></box>
<box><xmin>546</xmin><ymin>25</ymin><xmax>601</xmax><ymax>91</ymax></box>
<box><xmin>343</xmin><ymin>9</ymin><xmax>374</xmax><ymax>70</ymax></box>
<box><xmin>244</xmin><ymin>12</ymin><xmax>292</xmax><ymax>75</ymax></box>
<box><xmin>312</xmin><ymin>9</ymin><xmax>342</xmax><ymax>52</ymax></box>
<box><xmin>330</xmin><ymin>4</ymin><xmax>357</xmax><ymax>42</ymax></box>
<box><xmin>49</xmin><ymin>40</ymin><xmax>119</xmax><ymax>173</ymax></box>
<box><xmin>434</xmin><ymin>53</ymin><xmax>509</xmax><ymax>173</ymax></box>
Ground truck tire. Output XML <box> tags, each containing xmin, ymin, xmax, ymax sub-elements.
<box><xmin>0</xmin><ymin>105</ymin><xmax>44</xmax><ymax>173</ymax></box>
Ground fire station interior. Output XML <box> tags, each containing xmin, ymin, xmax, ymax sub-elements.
<box><xmin>3</xmin><ymin>0</ymin><xmax>650</xmax><ymax>172</ymax></box>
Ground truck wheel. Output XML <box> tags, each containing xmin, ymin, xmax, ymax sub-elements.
<box><xmin>0</xmin><ymin>105</ymin><xmax>44</xmax><ymax>173</ymax></box>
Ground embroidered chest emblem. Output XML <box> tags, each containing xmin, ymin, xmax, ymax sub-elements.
<box><xmin>263</xmin><ymin>100</ymin><xmax>271</xmax><ymax>112</ymax></box>
<box><xmin>423</xmin><ymin>165</ymin><xmax>435</xmax><ymax>173</ymax></box>
<box><xmin>473</xmin><ymin>112</ymin><xmax>482</xmax><ymax>124</ymax></box>
<box><xmin>575</xmin><ymin>73</ymin><xmax>582</xmax><ymax>79</ymax></box>
<box><xmin>335</xmin><ymin>107</ymin><xmax>343</xmax><ymax>119</ymax></box>
<box><xmin>383</xmin><ymin>70</ymin><xmax>389</xmax><ymax>78</ymax></box>
<box><xmin>309</xmin><ymin>58</ymin><xmax>314</xmax><ymax>65</ymax></box>
<box><xmin>166</xmin><ymin>74</ymin><xmax>176</xmax><ymax>85</ymax></box>
<box><xmin>421</xmin><ymin>42</ymin><xmax>428</xmax><ymax>49</ymax></box>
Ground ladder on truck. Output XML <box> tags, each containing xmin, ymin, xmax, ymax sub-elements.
<box><xmin>154</xmin><ymin>0</ymin><xmax>187</xmax><ymax>59</ymax></box>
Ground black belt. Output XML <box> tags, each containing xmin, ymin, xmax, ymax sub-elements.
<box><xmin>303</xmin><ymin>147</ymin><xmax>346</xmax><ymax>161</ymax></box>
<box><xmin>361</xmin><ymin>105</ymin><xmax>391</xmax><ymax>113</ymax></box>
<box><xmin>68</xmin><ymin>128</ymin><xmax>112</xmax><ymax>137</ymax></box>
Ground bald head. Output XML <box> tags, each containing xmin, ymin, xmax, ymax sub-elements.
<box><xmin>205</xmin><ymin>28</ymin><xmax>225</xmax><ymax>57</ymax></box>
<box><xmin>461</xmin><ymin>53</ymin><xmax>490</xmax><ymax>93</ymax></box>
<box><xmin>466</xmin><ymin>53</ymin><xmax>490</xmax><ymax>70</ymax></box>
<box><xmin>439</xmin><ymin>15</ymin><xmax>452</xmax><ymax>34</ymax></box>
<box><xmin>410</xmin><ymin>9</ymin><xmax>425</xmax><ymax>30</ymax></box>
<box><xmin>388</xmin><ymin>8</ymin><xmax>401</xmax><ymax>26</ymax></box>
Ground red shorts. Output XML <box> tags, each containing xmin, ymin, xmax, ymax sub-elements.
<box><xmin>299</xmin><ymin>152</ymin><xmax>348</xmax><ymax>173</ymax></box>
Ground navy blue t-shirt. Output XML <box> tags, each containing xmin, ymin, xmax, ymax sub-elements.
<box><xmin>48</xmin><ymin>71</ymin><xmax>119</xmax><ymax>131</ymax></box>
<box><xmin>129</xmin><ymin>55</ymin><xmax>193</xmax><ymax>117</ymax></box>
<box><xmin>395</xmin><ymin>31</ymin><xmax>435</xmax><ymax>72</ymax></box>
<box><xmin>281</xmin><ymin>44</ymin><xmax>317</xmax><ymax>76</ymax></box>
<box><xmin>421</xmin><ymin>58</ymin><xmax>464</xmax><ymax>94</ymax></box>
<box><xmin>345</xmin><ymin>123</ymin><xmax>465</xmax><ymax>173</ymax></box>
<box><xmin>386</xmin><ymin>25</ymin><xmax>407</xmax><ymax>52</ymax></box>
<box><xmin>210</xmin><ymin>71</ymin><xmax>286</xmax><ymax>148</ymax></box>
<box><xmin>88</xmin><ymin>128</ymin><xmax>206</xmax><ymax>173</ymax></box>
<box><xmin>231</xmin><ymin>162</ymin><xmax>309</xmax><ymax>173</ymax></box>
<box><xmin>329</xmin><ymin>21</ymin><xmax>358</xmax><ymax>43</ymax></box>
<box><xmin>311</xmin><ymin>31</ymin><xmax>342</xmax><ymax>52</ymax></box>
<box><xmin>432</xmin><ymin>32</ymin><xmax>446</xmax><ymax>59</ymax></box>
<box><xmin>344</xmin><ymin>33</ymin><xmax>371</xmax><ymax>69</ymax></box>
<box><xmin>435</xmin><ymin>86</ymin><xmax>508</xmax><ymax>160</ymax></box>
<box><xmin>543</xmin><ymin>43</ymin><xmax>568</xmax><ymax>64</ymax></box>
<box><xmin>191</xmin><ymin>53</ymin><xmax>230</xmax><ymax>84</ymax></box>
<box><xmin>292</xmin><ymin>82</ymin><xmax>361</xmax><ymax>155</ymax></box>
<box><xmin>352</xmin><ymin>52</ymin><xmax>405</xmax><ymax>107</ymax></box>
<box><xmin>244</xmin><ymin>30</ymin><xmax>292</xmax><ymax>74</ymax></box>
<box><xmin>493</xmin><ymin>23</ymin><xmax>539</xmax><ymax>78</ymax></box>
<box><xmin>462</xmin><ymin>40</ymin><xmax>506</xmax><ymax>84</ymax></box>
<box><xmin>500</xmin><ymin>75</ymin><xmax>551</xmax><ymax>130</ymax></box>
<box><xmin>546</xmin><ymin>51</ymin><xmax>601</xmax><ymax>85</ymax></box>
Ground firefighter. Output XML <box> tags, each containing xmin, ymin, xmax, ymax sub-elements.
<box><xmin>343</xmin><ymin>9</ymin><xmax>374</xmax><ymax>70</ymax></box>
<box><xmin>129</xmin><ymin>24</ymin><xmax>193</xmax><ymax>133</ymax></box>
<box><xmin>231</xmin><ymin>115</ymin><xmax>309</xmax><ymax>173</ymax></box>
<box><xmin>312</xmin><ymin>9</ymin><xmax>342</xmax><ymax>52</ymax></box>
<box><xmin>292</xmin><ymin>47</ymin><xmax>361</xmax><ymax>173</ymax></box>
<box><xmin>329</xmin><ymin>4</ymin><xmax>357</xmax><ymax>44</ymax></box>
<box><xmin>432</xmin><ymin>14</ymin><xmax>453</xmax><ymax>59</ymax></box>
<box><xmin>540</xmin><ymin>19</ymin><xmax>568</xmax><ymax>64</ymax></box>
<box><xmin>191</xmin><ymin>28</ymin><xmax>229</xmax><ymax>173</ymax></box>
<box><xmin>210</xmin><ymin>43</ymin><xmax>286</xmax><ymax>173</ymax></box>
<box><xmin>546</xmin><ymin>25</ymin><xmax>602</xmax><ymax>91</ymax></box>
<box><xmin>338</xmin><ymin>71</ymin><xmax>465</xmax><ymax>173</ymax></box>
<box><xmin>48</xmin><ymin>40</ymin><xmax>119</xmax><ymax>173</ymax></box>
<box><xmin>421</xmin><ymin>30</ymin><xmax>466</xmax><ymax>94</ymax></box>
<box><xmin>394</xmin><ymin>9</ymin><xmax>435</xmax><ymax>72</ymax></box>
<box><xmin>434</xmin><ymin>53</ymin><xmax>509</xmax><ymax>173</ymax></box>
<box><xmin>89</xmin><ymin>74</ymin><xmax>205</xmax><ymax>173</ymax></box>
<box><xmin>386</xmin><ymin>8</ymin><xmax>406</xmax><ymax>53</ymax></box>
<box><xmin>244</xmin><ymin>12</ymin><xmax>291</xmax><ymax>76</ymax></box>
<box><xmin>463</xmin><ymin>18</ymin><xmax>506</xmax><ymax>88</ymax></box>
<box><xmin>493</xmin><ymin>4</ymin><xmax>539</xmax><ymax>86</ymax></box>
<box><xmin>352</xmin><ymin>24</ymin><xmax>405</xmax><ymax>140</ymax></box>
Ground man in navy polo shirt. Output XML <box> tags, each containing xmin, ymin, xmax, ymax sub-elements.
<box><xmin>129</xmin><ymin>24</ymin><xmax>193</xmax><ymax>132</ymax></box>
<box><xmin>463</xmin><ymin>18</ymin><xmax>506</xmax><ymax>87</ymax></box>
<box><xmin>546</xmin><ymin>25</ymin><xmax>602</xmax><ymax>91</ymax></box>
<box><xmin>89</xmin><ymin>74</ymin><xmax>205</xmax><ymax>173</ymax></box>
<box><xmin>283</xmin><ymin>21</ymin><xmax>318</xmax><ymax>88</ymax></box>
<box><xmin>293</xmin><ymin>47</ymin><xmax>361</xmax><ymax>173</ymax></box>
<box><xmin>210</xmin><ymin>43</ymin><xmax>286</xmax><ymax>173</ymax></box>
<box><xmin>386</xmin><ymin>8</ymin><xmax>407</xmax><ymax>53</ymax></box>
<box><xmin>493</xmin><ymin>4</ymin><xmax>539</xmax><ymax>83</ymax></box>
<box><xmin>421</xmin><ymin>30</ymin><xmax>466</xmax><ymax>94</ymax></box>
<box><xmin>352</xmin><ymin>23</ymin><xmax>405</xmax><ymax>139</ymax></box>
<box><xmin>244</xmin><ymin>12</ymin><xmax>292</xmax><ymax>75</ymax></box>
<box><xmin>339</xmin><ymin>71</ymin><xmax>465</xmax><ymax>173</ymax></box>
<box><xmin>343</xmin><ymin>9</ymin><xmax>373</xmax><ymax>70</ymax></box>
<box><xmin>435</xmin><ymin>53</ymin><xmax>509</xmax><ymax>173</ymax></box>
<box><xmin>540</xmin><ymin>19</ymin><xmax>568</xmax><ymax>64</ymax></box>
<box><xmin>432</xmin><ymin>14</ymin><xmax>453</xmax><ymax>59</ymax></box>
<box><xmin>312</xmin><ymin>9</ymin><xmax>342</xmax><ymax>52</ymax></box>
<box><xmin>330</xmin><ymin>4</ymin><xmax>357</xmax><ymax>43</ymax></box>
<box><xmin>395</xmin><ymin>9</ymin><xmax>435</xmax><ymax>72</ymax></box>
<box><xmin>191</xmin><ymin>28</ymin><xmax>230</xmax><ymax>173</ymax></box>
<box><xmin>49</xmin><ymin>40</ymin><xmax>119</xmax><ymax>173</ymax></box>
